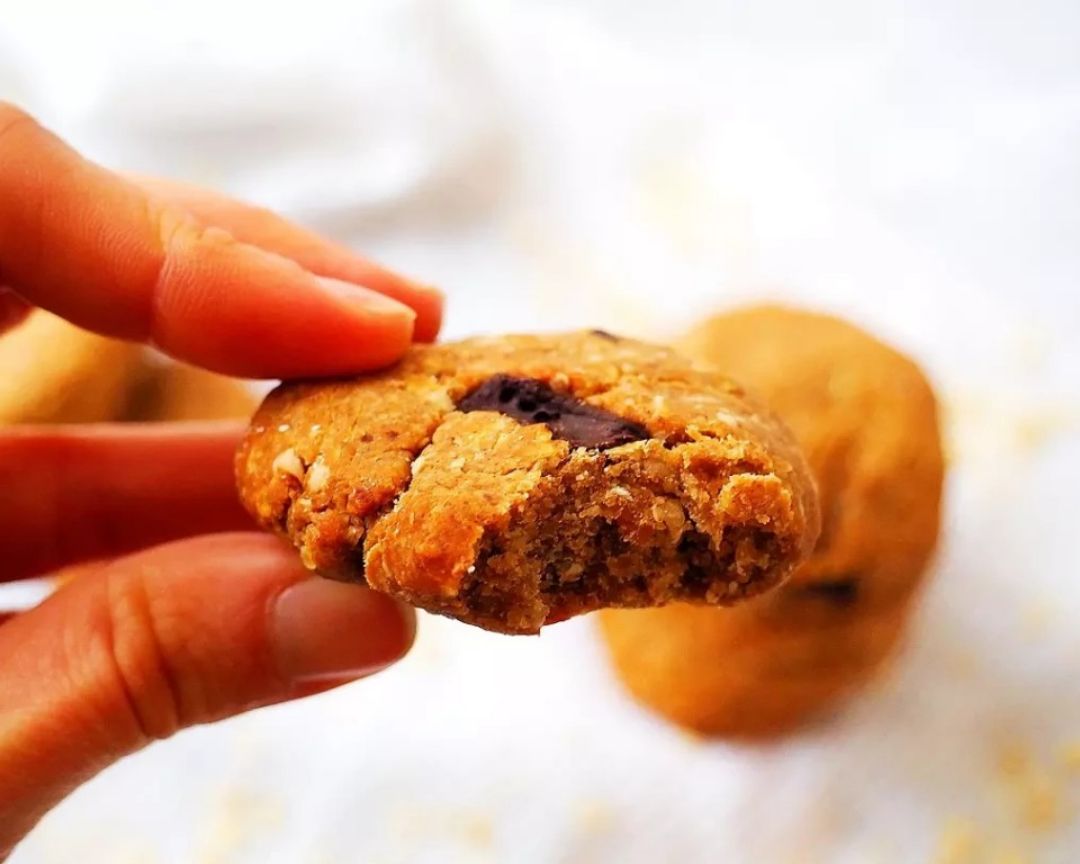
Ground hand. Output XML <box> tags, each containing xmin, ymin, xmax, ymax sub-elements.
<box><xmin>0</xmin><ymin>103</ymin><xmax>442</xmax><ymax>853</ymax></box>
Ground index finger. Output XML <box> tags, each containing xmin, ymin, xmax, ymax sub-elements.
<box><xmin>132</xmin><ymin>176</ymin><xmax>443</xmax><ymax>343</ymax></box>
<box><xmin>0</xmin><ymin>103</ymin><xmax>432</xmax><ymax>378</ymax></box>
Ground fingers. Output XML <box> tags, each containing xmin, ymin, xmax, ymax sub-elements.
<box><xmin>133</xmin><ymin>176</ymin><xmax>442</xmax><ymax>343</ymax></box>
<box><xmin>0</xmin><ymin>533</ymin><xmax>415</xmax><ymax>852</ymax></box>
<box><xmin>0</xmin><ymin>423</ymin><xmax>253</xmax><ymax>581</ymax></box>
<box><xmin>0</xmin><ymin>103</ymin><xmax>430</xmax><ymax>378</ymax></box>
<box><xmin>0</xmin><ymin>287</ymin><xmax>31</xmax><ymax>335</ymax></box>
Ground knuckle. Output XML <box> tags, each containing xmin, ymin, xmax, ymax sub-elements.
<box><xmin>143</xmin><ymin>199</ymin><xmax>239</xmax><ymax>339</ymax></box>
<box><xmin>101</xmin><ymin>567</ymin><xmax>184</xmax><ymax>744</ymax></box>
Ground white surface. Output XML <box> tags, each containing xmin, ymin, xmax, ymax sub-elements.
<box><xmin>3</xmin><ymin>0</ymin><xmax>1080</xmax><ymax>861</ymax></box>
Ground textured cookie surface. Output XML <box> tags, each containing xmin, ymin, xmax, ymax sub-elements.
<box><xmin>237</xmin><ymin>331</ymin><xmax>819</xmax><ymax>634</ymax></box>
<box><xmin>600</xmin><ymin>306</ymin><xmax>944</xmax><ymax>735</ymax></box>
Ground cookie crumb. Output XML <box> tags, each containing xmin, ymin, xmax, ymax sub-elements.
<box><xmin>996</xmin><ymin>742</ymin><xmax>1065</xmax><ymax>831</ymax></box>
<box><xmin>933</xmin><ymin>818</ymin><xmax>978</xmax><ymax>864</ymax></box>
<box><xmin>575</xmin><ymin>799</ymin><xmax>615</xmax><ymax>834</ymax></box>
<box><xmin>1061</xmin><ymin>740</ymin><xmax>1080</xmax><ymax>773</ymax></box>
<box><xmin>461</xmin><ymin>814</ymin><xmax>493</xmax><ymax>849</ymax></box>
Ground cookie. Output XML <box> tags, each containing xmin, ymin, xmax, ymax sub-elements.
<box><xmin>599</xmin><ymin>306</ymin><xmax>944</xmax><ymax>735</ymax></box>
<box><xmin>122</xmin><ymin>360</ymin><xmax>257</xmax><ymax>422</ymax></box>
<box><xmin>0</xmin><ymin>311</ymin><xmax>143</xmax><ymax>425</ymax></box>
<box><xmin>237</xmin><ymin>331</ymin><xmax>820</xmax><ymax>634</ymax></box>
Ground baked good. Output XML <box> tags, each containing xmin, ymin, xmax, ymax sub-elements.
<box><xmin>0</xmin><ymin>311</ymin><xmax>142</xmax><ymax>425</ymax></box>
<box><xmin>122</xmin><ymin>360</ymin><xmax>257</xmax><ymax>422</ymax></box>
<box><xmin>599</xmin><ymin>306</ymin><xmax>944</xmax><ymax>735</ymax></box>
<box><xmin>237</xmin><ymin>330</ymin><xmax>820</xmax><ymax>634</ymax></box>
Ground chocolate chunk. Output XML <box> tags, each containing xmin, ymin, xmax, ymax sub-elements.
<box><xmin>798</xmin><ymin>577</ymin><xmax>859</xmax><ymax>606</ymax></box>
<box><xmin>589</xmin><ymin>329</ymin><xmax>621</xmax><ymax>341</ymax></box>
<box><xmin>458</xmin><ymin>375</ymin><xmax>649</xmax><ymax>450</ymax></box>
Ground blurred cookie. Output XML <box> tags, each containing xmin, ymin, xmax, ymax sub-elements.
<box><xmin>123</xmin><ymin>360</ymin><xmax>256</xmax><ymax>422</ymax></box>
<box><xmin>0</xmin><ymin>311</ymin><xmax>142</xmax><ymax>425</ymax></box>
<box><xmin>237</xmin><ymin>331</ymin><xmax>819</xmax><ymax>634</ymax></box>
<box><xmin>599</xmin><ymin>305</ymin><xmax>944</xmax><ymax>736</ymax></box>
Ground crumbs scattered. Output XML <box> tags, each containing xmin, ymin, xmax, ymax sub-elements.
<box><xmin>943</xmin><ymin>391</ymin><xmax>1079</xmax><ymax>469</ymax></box>
<box><xmin>386</xmin><ymin>802</ymin><xmax>494</xmax><ymax>852</ymax></box>
<box><xmin>1062</xmin><ymin>741</ymin><xmax>1080</xmax><ymax>774</ymax></box>
<box><xmin>995</xmin><ymin>742</ymin><xmax>1066</xmax><ymax>832</ymax></box>
<box><xmin>574</xmin><ymin>800</ymin><xmax>615</xmax><ymax>835</ymax></box>
<box><xmin>1012</xmin><ymin>409</ymin><xmax>1077</xmax><ymax>454</ymax></box>
<box><xmin>461</xmin><ymin>814</ymin><xmax>494</xmax><ymax>849</ymax></box>
<box><xmin>195</xmin><ymin>787</ymin><xmax>284</xmax><ymax>864</ymax></box>
<box><xmin>933</xmin><ymin>817</ymin><xmax>979</xmax><ymax>864</ymax></box>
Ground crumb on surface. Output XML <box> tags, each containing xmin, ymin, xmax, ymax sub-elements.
<box><xmin>574</xmin><ymin>799</ymin><xmax>615</xmax><ymax>835</ymax></box>
<box><xmin>1061</xmin><ymin>740</ymin><xmax>1080</xmax><ymax>774</ymax></box>
<box><xmin>933</xmin><ymin>817</ymin><xmax>979</xmax><ymax>864</ymax></box>
<box><xmin>195</xmin><ymin>786</ymin><xmax>284</xmax><ymax>864</ymax></box>
<box><xmin>995</xmin><ymin>742</ymin><xmax>1066</xmax><ymax>832</ymax></box>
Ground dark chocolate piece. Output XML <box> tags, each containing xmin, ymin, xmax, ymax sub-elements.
<box><xmin>458</xmin><ymin>375</ymin><xmax>649</xmax><ymax>450</ymax></box>
<box><xmin>798</xmin><ymin>577</ymin><xmax>859</xmax><ymax>606</ymax></box>
<box><xmin>589</xmin><ymin>329</ymin><xmax>621</xmax><ymax>341</ymax></box>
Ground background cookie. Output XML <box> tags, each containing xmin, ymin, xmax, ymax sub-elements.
<box><xmin>122</xmin><ymin>360</ymin><xmax>257</xmax><ymax>422</ymax></box>
<box><xmin>599</xmin><ymin>305</ymin><xmax>945</xmax><ymax>736</ymax></box>
<box><xmin>238</xmin><ymin>331</ymin><xmax>820</xmax><ymax>635</ymax></box>
<box><xmin>0</xmin><ymin>311</ymin><xmax>143</xmax><ymax>425</ymax></box>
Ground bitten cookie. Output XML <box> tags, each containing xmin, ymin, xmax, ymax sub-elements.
<box><xmin>237</xmin><ymin>331</ymin><xmax>820</xmax><ymax>634</ymax></box>
<box><xmin>599</xmin><ymin>306</ymin><xmax>944</xmax><ymax>736</ymax></box>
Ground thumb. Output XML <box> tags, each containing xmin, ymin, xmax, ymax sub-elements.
<box><xmin>0</xmin><ymin>533</ymin><xmax>414</xmax><ymax>852</ymax></box>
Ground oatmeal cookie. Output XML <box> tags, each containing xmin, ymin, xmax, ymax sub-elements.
<box><xmin>0</xmin><ymin>311</ymin><xmax>142</xmax><ymax>425</ymax></box>
<box><xmin>600</xmin><ymin>306</ymin><xmax>944</xmax><ymax>735</ymax></box>
<box><xmin>123</xmin><ymin>360</ymin><xmax>257</xmax><ymax>422</ymax></box>
<box><xmin>237</xmin><ymin>330</ymin><xmax>820</xmax><ymax>634</ymax></box>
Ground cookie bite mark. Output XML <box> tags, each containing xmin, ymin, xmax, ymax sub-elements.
<box><xmin>469</xmin><ymin>483</ymin><xmax>783</xmax><ymax>632</ymax></box>
<box><xmin>457</xmin><ymin>375</ymin><xmax>648</xmax><ymax>450</ymax></box>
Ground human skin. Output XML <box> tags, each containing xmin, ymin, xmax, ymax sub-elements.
<box><xmin>0</xmin><ymin>102</ymin><xmax>444</xmax><ymax>855</ymax></box>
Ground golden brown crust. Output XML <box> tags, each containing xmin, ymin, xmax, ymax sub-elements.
<box><xmin>600</xmin><ymin>305</ymin><xmax>945</xmax><ymax>735</ymax></box>
<box><xmin>237</xmin><ymin>331</ymin><xmax>820</xmax><ymax>634</ymax></box>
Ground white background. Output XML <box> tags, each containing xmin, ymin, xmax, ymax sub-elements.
<box><xmin>2</xmin><ymin>0</ymin><xmax>1079</xmax><ymax>861</ymax></box>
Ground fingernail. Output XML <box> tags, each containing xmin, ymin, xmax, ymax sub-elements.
<box><xmin>315</xmin><ymin>276</ymin><xmax>417</xmax><ymax>321</ymax></box>
<box><xmin>406</xmin><ymin>279</ymin><xmax>445</xmax><ymax>301</ymax></box>
<box><xmin>272</xmin><ymin>578</ymin><xmax>416</xmax><ymax>684</ymax></box>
